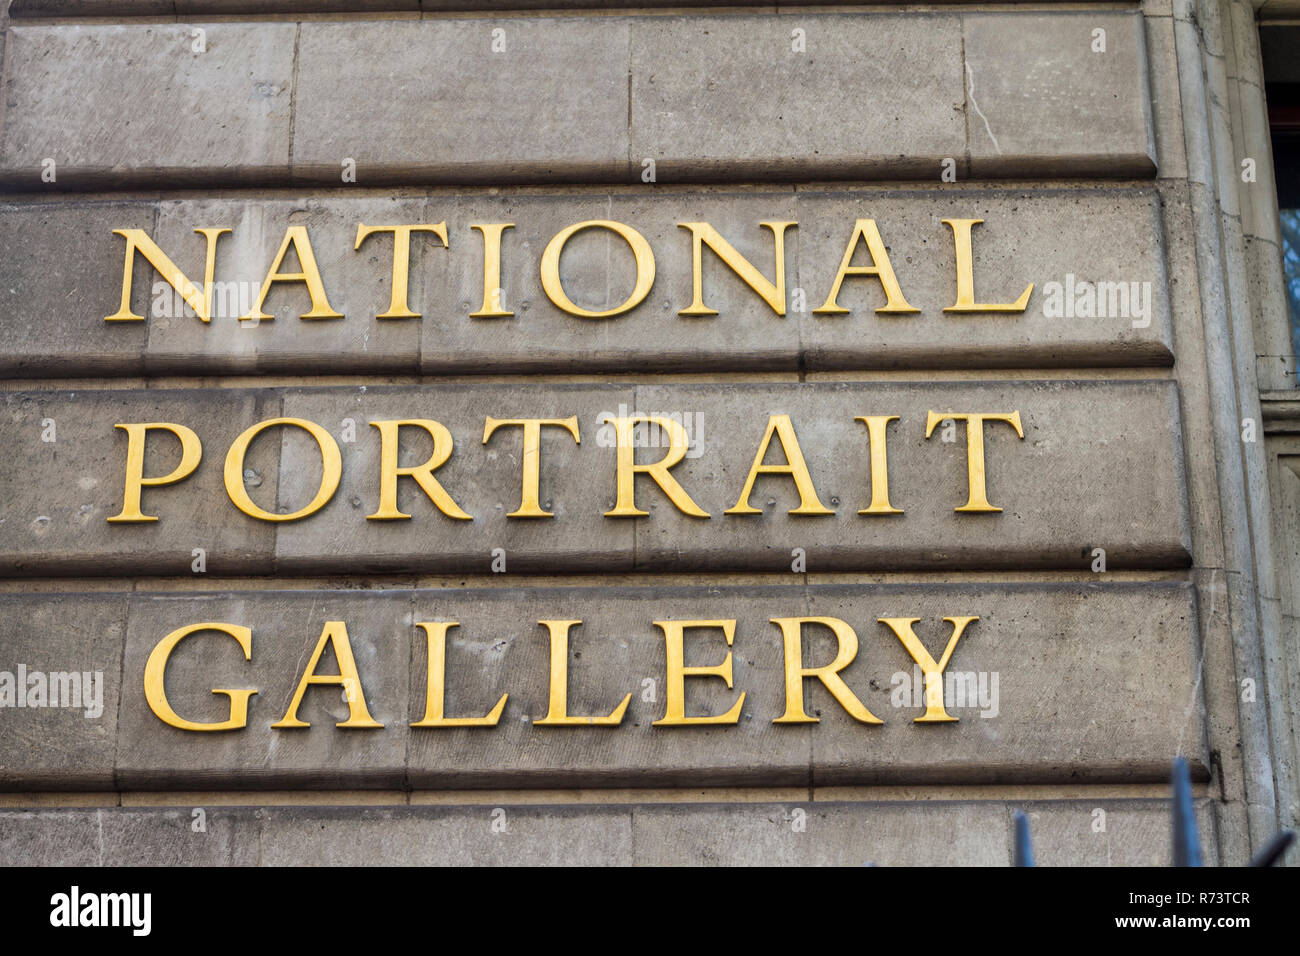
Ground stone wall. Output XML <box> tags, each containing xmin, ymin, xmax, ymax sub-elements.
<box><xmin>0</xmin><ymin>0</ymin><xmax>1290</xmax><ymax>865</ymax></box>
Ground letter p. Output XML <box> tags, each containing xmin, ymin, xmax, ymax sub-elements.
<box><xmin>108</xmin><ymin>422</ymin><xmax>203</xmax><ymax>522</ymax></box>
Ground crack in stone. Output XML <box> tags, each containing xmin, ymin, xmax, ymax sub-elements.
<box><xmin>965</xmin><ymin>61</ymin><xmax>1000</xmax><ymax>155</ymax></box>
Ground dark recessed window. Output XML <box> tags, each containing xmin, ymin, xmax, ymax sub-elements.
<box><xmin>1263</xmin><ymin>27</ymin><xmax>1300</xmax><ymax>358</ymax></box>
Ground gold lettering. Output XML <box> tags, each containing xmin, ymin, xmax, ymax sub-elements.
<box><xmin>272</xmin><ymin>620</ymin><xmax>383</xmax><ymax>728</ymax></box>
<box><xmin>653</xmin><ymin>619</ymin><xmax>745</xmax><ymax>726</ymax></box>
<box><xmin>540</xmin><ymin>220</ymin><xmax>655</xmax><ymax>318</ymax></box>
<box><xmin>878</xmin><ymin>615</ymin><xmax>979</xmax><ymax>722</ymax></box>
<box><xmin>727</xmin><ymin>414</ymin><xmax>832</xmax><ymax>516</ymax></box>
<box><xmin>105</xmin><ymin>227</ymin><xmax>230</xmax><ymax>323</ymax></box>
<box><xmin>771</xmin><ymin>616</ymin><xmax>881</xmax><ymax>724</ymax></box>
<box><xmin>482</xmin><ymin>417</ymin><xmax>580</xmax><ymax>518</ymax></box>
<box><xmin>533</xmin><ymin>620</ymin><xmax>631</xmax><ymax>726</ymax></box>
<box><xmin>941</xmin><ymin>219</ymin><xmax>1032</xmax><ymax>312</ymax></box>
<box><xmin>677</xmin><ymin>221</ymin><xmax>795</xmax><ymax>316</ymax></box>
<box><xmin>242</xmin><ymin>225</ymin><xmax>342</xmax><ymax>321</ymax></box>
<box><xmin>224</xmin><ymin>418</ymin><xmax>342</xmax><ymax>521</ymax></box>
<box><xmin>107</xmin><ymin>422</ymin><xmax>203</xmax><ymax>523</ymax></box>
<box><xmin>603</xmin><ymin>416</ymin><xmax>708</xmax><ymax>518</ymax></box>
<box><xmin>354</xmin><ymin>223</ymin><xmax>449</xmax><ymax>319</ymax></box>
<box><xmin>469</xmin><ymin>223</ymin><xmax>515</xmax><ymax>317</ymax></box>
<box><xmin>814</xmin><ymin>219</ymin><xmax>918</xmax><ymax>314</ymax></box>
<box><xmin>411</xmin><ymin>622</ymin><xmax>508</xmax><ymax>727</ymax></box>
<box><xmin>367</xmin><ymin>419</ymin><xmax>471</xmax><ymax>521</ymax></box>
<box><xmin>143</xmin><ymin>622</ymin><xmax>256</xmax><ymax>731</ymax></box>
<box><xmin>924</xmin><ymin>411</ymin><xmax>1024</xmax><ymax>512</ymax></box>
<box><xmin>855</xmin><ymin>415</ymin><xmax>903</xmax><ymax>515</ymax></box>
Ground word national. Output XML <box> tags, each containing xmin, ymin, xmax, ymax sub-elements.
<box><xmin>105</xmin><ymin>217</ymin><xmax>1033</xmax><ymax>323</ymax></box>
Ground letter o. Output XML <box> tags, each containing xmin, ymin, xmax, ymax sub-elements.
<box><xmin>224</xmin><ymin>417</ymin><xmax>341</xmax><ymax>521</ymax></box>
<box><xmin>539</xmin><ymin>220</ymin><xmax>656</xmax><ymax>318</ymax></box>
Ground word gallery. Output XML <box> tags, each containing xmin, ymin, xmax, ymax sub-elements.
<box><xmin>144</xmin><ymin>613</ymin><xmax>979</xmax><ymax>732</ymax></box>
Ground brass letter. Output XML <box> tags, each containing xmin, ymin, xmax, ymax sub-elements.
<box><xmin>603</xmin><ymin>416</ymin><xmax>708</xmax><ymax>518</ymax></box>
<box><xmin>771</xmin><ymin>616</ymin><xmax>881</xmax><ymax>724</ymax></box>
<box><xmin>411</xmin><ymin>622</ymin><xmax>508</xmax><ymax>727</ymax></box>
<box><xmin>941</xmin><ymin>219</ymin><xmax>1032</xmax><ymax>313</ymax></box>
<box><xmin>482</xmin><ymin>417</ymin><xmax>580</xmax><ymax>518</ymax></box>
<box><xmin>242</xmin><ymin>225</ymin><xmax>342</xmax><ymax>321</ymax></box>
<box><xmin>540</xmin><ymin>220</ymin><xmax>655</xmax><ymax>318</ymax></box>
<box><xmin>855</xmin><ymin>415</ymin><xmax>903</xmax><ymax>515</ymax></box>
<box><xmin>143</xmin><ymin>622</ymin><xmax>256</xmax><ymax>731</ymax></box>
<box><xmin>533</xmin><ymin>620</ymin><xmax>631</xmax><ymax>726</ymax></box>
<box><xmin>368</xmin><ymin>419</ymin><xmax>471</xmax><ymax>520</ymax></box>
<box><xmin>469</xmin><ymin>223</ymin><xmax>515</xmax><ymax>317</ymax></box>
<box><xmin>677</xmin><ymin>221</ymin><xmax>795</xmax><ymax>316</ymax></box>
<box><xmin>272</xmin><ymin>621</ymin><xmax>383</xmax><ymax>728</ymax></box>
<box><xmin>224</xmin><ymin>418</ymin><xmax>342</xmax><ymax>521</ymax></box>
<box><xmin>354</xmin><ymin>223</ymin><xmax>449</xmax><ymax>319</ymax></box>
<box><xmin>108</xmin><ymin>422</ymin><xmax>203</xmax><ymax>523</ymax></box>
<box><xmin>727</xmin><ymin>414</ymin><xmax>832</xmax><ymax>515</ymax></box>
<box><xmin>653</xmin><ymin>619</ymin><xmax>745</xmax><ymax>726</ymax></box>
<box><xmin>814</xmin><ymin>219</ymin><xmax>918</xmax><ymax>314</ymax></box>
<box><xmin>105</xmin><ymin>227</ymin><xmax>230</xmax><ymax>323</ymax></box>
<box><xmin>924</xmin><ymin>411</ymin><xmax>1024</xmax><ymax>512</ymax></box>
<box><xmin>878</xmin><ymin>615</ymin><xmax>979</xmax><ymax>722</ymax></box>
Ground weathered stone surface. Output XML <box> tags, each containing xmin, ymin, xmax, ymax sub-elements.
<box><xmin>0</xmin><ymin>13</ymin><xmax>1154</xmax><ymax>188</ymax></box>
<box><xmin>0</xmin><ymin>799</ymin><xmax>1218</xmax><ymax>865</ymax></box>
<box><xmin>0</xmin><ymin>187</ymin><xmax>1173</xmax><ymax>376</ymax></box>
<box><xmin>0</xmin><ymin>389</ymin><xmax>280</xmax><ymax>575</ymax></box>
<box><xmin>0</xmin><ymin>807</ymin><xmax>257</xmax><ymax>866</ymax></box>
<box><xmin>291</xmin><ymin>18</ymin><xmax>630</xmax><ymax>185</ymax></box>
<box><xmin>1022</xmin><ymin>800</ymin><xmax>1216</xmax><ymax>867</ymax></box>
<box><xmin>256</xmin><ymin>804</ymin><xmax>635</xmax><ymax>866</ymax></box>
<box><xmin>1145</xmin><ymin>15</ymin><xmax>1188</xmax><ymax>182</ymax></box>
<box><xmin>99</xmin><ymin>804</ymin><xmax>260</xmax><ymax>865</ymax></box>
<box><xmin>628</xmin><ymin>798</ymin><xmax>1219</xmax><ymax>866</ymax></box>
<box><xmin>0</xmin><ymin>811</ymin><xmax>104</xmax><ymax>867</ymax></box>
<box><xmin>0</xmin><ymin>381</ymin><xmax>1190</xmax><ymax>574</ymax></box>
<box><xmin>0</xmin><ymin>583</ymin><xmax>1203</xmax><ymax>789</ymax></box>
<box><xmin>0</xmin><ymin>200</ymin><xmax>153</xmax><ymax>375</ymax></box>
<box><xmin>964</xmin><ymin>12</ymin><xmax>1156</xmax><ymax>177</ymax></box>
<box><xmin>0</xmin><ymin>595</ymin><xmax>126</xmax><ymax>789</ymax></box>
<box><xmin>628</xmin><ymin>14</ymin><xmax>966</xmax><ymax>181</ymax></box>
<box><xmin>0</xmin><ymin>24</ymin><xmax>295</xmax><ymax>189</ymax></box>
